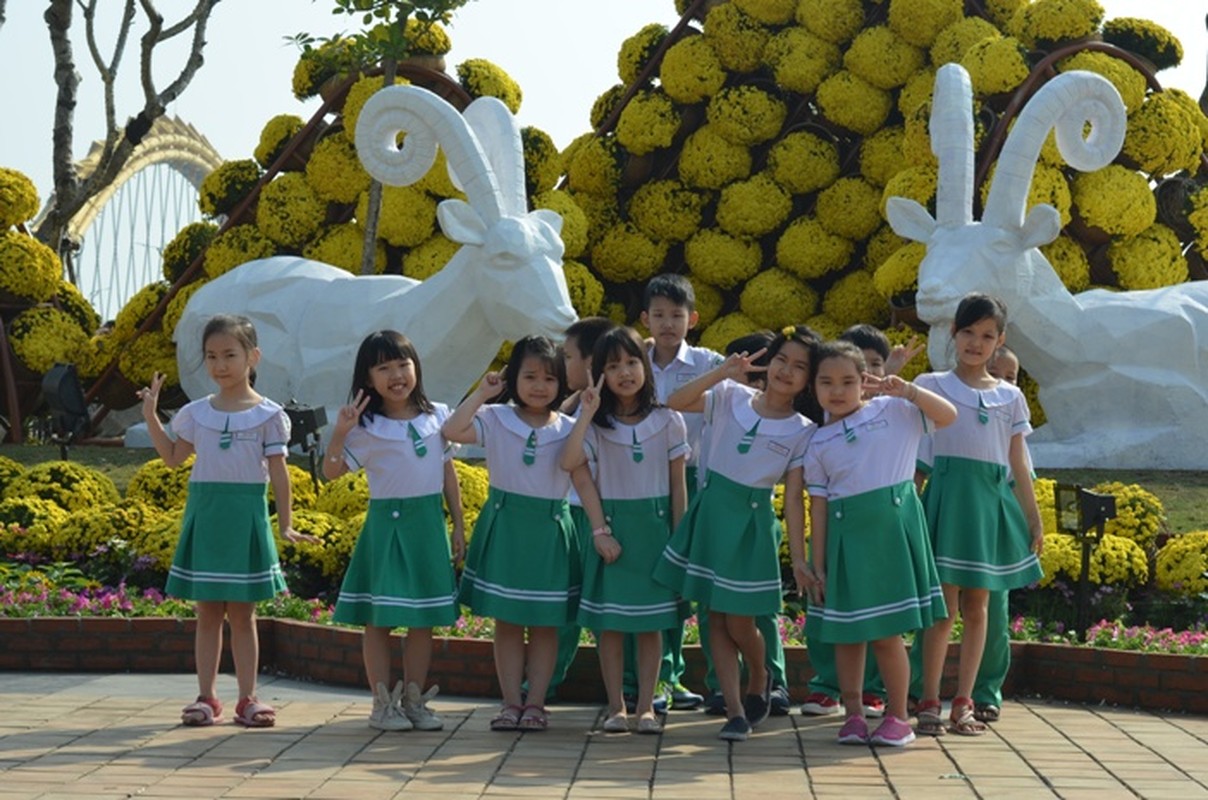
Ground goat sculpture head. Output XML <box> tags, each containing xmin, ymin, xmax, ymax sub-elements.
<box><xmin>887</xmin><ymin>64</ymin><xmax>1126</xmax><ymax>368</ymax></box>
<box><xmin>356</xmin><ymin>85</ymin><xmax>575</xmax><ymax>340</ymax></box>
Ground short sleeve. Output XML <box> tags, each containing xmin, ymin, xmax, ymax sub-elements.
<box><xmin>803</xmin><ymin>444</ymin><xmax>828</xmax><ymax>498</ymax></box>
<box><xmin>667</xmin><ymin>411</ymin><xmax>689</xmax><ymax>461</ymax></box>
<box><xmin>707</xmin><ymin>349</ymin><xmax>724</xmax><ymax>368</ymax></box>
<box><xmin>1010</xmin><ymin>391</ymin><xmax>1032</xmax><ymax>437</ymax></box>
<box><xmin>434</xmin><ymin>405</ymin><xmax>458</xmax><ymax>462</ymax></box>
<box><xmin>891</xmin><ymin>395</ymin><xmax>930</xmax><ymax>438</ymax></box>
<box><xmin>787</xmin><ymin>426</ymin><xmax>811</xmax><ymax>471</ymax></box>
<box><xmin>582</xmin><ymin>425</ymin><xmax>599</xmax><ymax>466</ymax></box>
<box><xmin>916</xmin><ymin>434</ymin><xmax>934</xmax><ymax>474</ymax></box>
<box><xmin>703</xmin><ymin>378</ymin><xmax>735</xmax><ymax>425</ymax></box>
<box><xmin>170</xmin><ymin>404</ymin><xmax>196</xmax><ymax>444</ymax></box>
<box><xmin>343</xmin><ymin>425</ymin><xmax>368</xmax><ymax>470</ymax></box>
<box><xmin>472</xmin><ymin>405</ymin><xmax>495</xmax><ymax>447</ymax></box>
<box><xmin>262</xmin><ymin>410</ymin><xmax>291</xmax><ymax>458</ymax></box>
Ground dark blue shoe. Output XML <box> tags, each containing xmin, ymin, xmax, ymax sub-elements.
<box><xmin>718</xmin><ymin>716</ymin><xmax>751</xmax><ymax>741</ymax></box>
<box><xmin>769</xmin><ymin>683</ymin><xmax>791</xmax><ymax>717</ymax></box>
<box><xmin>653</xmin><ymin>682</ymin><xmax>671</xmax><ymax>714</ymax></box>
<box><xmin>743</xmin><ymin>673</ymin><xmax>772</xmax><ymax>727</ymax></box>
<box><xmin>703</xmin><ymin>691</ymin><xmax>727</xmax><ymax>716</ymax></box>
<box><xmin>669</xmin><ymin>683</ymin><xmax>704</xmax><ymax>711</ymax></box>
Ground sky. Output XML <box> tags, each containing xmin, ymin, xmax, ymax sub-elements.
<box><xmin>1</xmin><ymin>0</ymin><xmax>1205</xmax><ymax>206</ymax></box>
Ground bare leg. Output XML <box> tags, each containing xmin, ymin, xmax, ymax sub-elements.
<box><xmin>834</xmin><ymin>642</ymin><xmax>867</xmax><ymax>718</ymax></box>
<box><xmin>598</xmin><ymin>631</ymin><xmax>626</xmax><ymax>716</ymax></box>
<box><xmin>494</xmin><ymin>620</ymin><xmax>526</xmax><ymax>708</ymax></box>
<box><xmin>193</xmin><ymin>601</ymin><xmax>226</xmax><ymax>699</ymax></box>
<box><xmin>362</xmin><ymin>625</ymin><xmax>393</xmax><ymax>691</ymax></box>
<box><xmin>403</xmin><ymin>627</ymin><xmax>434</xmax><ymax>689</ymax></box>
<box><xmin>870</xmin><ymin>636</ymin><xmax>910</xmax><ymax>721</ymax></box>
<box><xmin>921</xmin><ymin>583</ymin><xmax>961</xmax><ymax>704</ymax></box>
<box><xmin>956</xmin><ymin>589</ymin><xmax>989</xmax><ymax>701</ymax></box>
<box><xmin>723</xmin><ymin>614</ymin><xmax>767</xmax><ymax>697</ymax></box>
<box><xmin>225</xmin><ymin>601</ymin><xmax>259</xmax><ymax>700</ymax></box>
<box><xmin>634</xmin><ymin>631</ymin><xmax>662</xmax><ymax>718</ymax></box>
<box><xmin>708</xmin><ymin>611</ymin><xmax>743</xmax><ymax>719</ymax></box>
<box><xmin>523</xmin><ymin>626</ymin><xmax>558</xmax><ymax>706</ymax></box>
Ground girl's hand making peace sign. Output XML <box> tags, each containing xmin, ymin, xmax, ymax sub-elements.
<box><xmin>137</xmin><ymin>372</ymin><xmax>167</xmax><ymax>421</ymax></box>
<box><xmin>719</xmin><ymin>348</ymin><xmax>768</xmax><ymax>382</ymax></box>
<box><xmin>578</xmin><ymin>373</ymin><xmax>605</xmax><ymax>418</ymax></box>
<box><xmin>333</xmin><ymin>390</ymin><xmax>371</xmax><ymax>437</ymax></box>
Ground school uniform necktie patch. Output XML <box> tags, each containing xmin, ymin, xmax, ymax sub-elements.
<box><xmin>407</xmin><ymin>422</ymin><xmax>427</xmax><ymax>457</ymax></box>
<box><xmin>977</xmin><ymin>394</ymin><xmax>989</xmax><ymax>425</ymax></box>
<box><xmin>631</xmin><ymin>428</ymin><xmax>644</xmax><ymax>463</ymax></box>
<box><xmin>843</xmin><ymin>419</ymin><xmax>857</xmax><ymax>443</ymax></box>
<box><xmin>218</xmin><ymin>417</ymin><xmax>233</xmax><ymax>450</ymax></box>
<box><xmin>736</xmin><ymin>420</ymin><xmax>761</xmax><ymax>454</ymax></box>
<box><xmin>522</xmin><ymin>430</ymin><xmax>538</xmax><ymax>465</ymax></box>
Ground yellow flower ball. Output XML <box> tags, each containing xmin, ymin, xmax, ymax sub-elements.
<box><xmin>616</xmin><ymin>89</ymin><xmax>682</xmax><ymax>156</ymax></box>
<box><xmin>1009</xmin><ymin>0</ymin><xmax>1104</xmax><ymax>49</ymax></box>
<box><xmin>797</xmin><ymin>0</ymin><xmax>865</xmax><ymax>45</ymax></box>
<box><xmin>844</xmin><ymin>25</ymin><xmax>925</xmax><ymax>91</ymax></box>
<box><xmin>0</xmin><ymin>167</ymin><xmax>40</xmax><ymax>228</ymax></box>
<box><xmin>163</xmin><ymin>280</ymin><xmax>204</xmax><ymax>336</ymax></box>
<box><xmin>456</xmin><ymin>59</ymin><xmax>522</xmax><ymax>113</ymax></box>
<box><xmin>694</xmin><ymin>282</ymin><xmax>724</xmax><ymax>329</ymax></box>
<box><xmin>699</xmin><ymin>312</ymin><xmax>761</xmax><ymax>353</ymax></box>
<box><xmin>304</xmin><ymin>223</ymin><xmax>386</xmax><ymax>275</ymax></box>
<box><xmin>864</xmin><ymin>225</ymin><xmax>910</xmax><ymax>273</ymax></box>
<box><xmin>1121</xmin><ymin>91</ymin><xmax>1204</xmax><ymax>177</ymax></box>
<box><xmin>930</xmin><ymin>17</ymin><xmax>1001</xmax><ymax>65</ymax></box>
<box><xmin>899</xmin><ymin>68</ymin><xmax>937</xmax><ymax>117</ymax></box>
<box><xmin>816</xmin><ymin>71</ymin><xmax>892</xmax><ymax>136</ymax></box>
<box><xmin>901</xmin><ymin>103</ymin><xmax>937</xmax><ymax>167</ymax></box>
<box><xmin>762</xmin><ymin>27</ymin><xmax>841</xmax><ymax>96</ymax></box>
<box><xmin>534</xmin><ymin>190</ymin><xmax>589</xmax><ymax>259</ymax></box>
<box><xmin>203</xmin><ymin>225</ymin><xmax>277</xmax><ymax>279</ymax></box>
<box><xmin>703</xmin><ymin>2</ymin><xmax>771</xmax><ymax>73</ymax></box>
<box><xmin>768</xmin><ymin>130</ymin><xmax>840</xmax><ymax>194</ymax></box>
<box><xmin>1163</xmin><ymin>89</ymin><xmax>1208</xmax><ymax>150</ymax></box>
<box><xmin>1057</xmin><ymin>51</ymin><xmax>1147</xmax><ymax>114</ymax></box>
<box><xmin>118</xmin><ymin>330</ymin><xmax>179</xmax><ymax>386</ymax></box>
<box><xmin>55</xmin><ymin>279</ymin><xmax>101</xmax><ymax>335</ymax></box>
<box><xmin>740</xmin><ymin>269</ymin><xmax>819</xmax><ymax>330</ymax></box>
<box><xmin>1019</xmin><ymin>369</ymin><xmax>1046</xmax><ymax>427</ymax></box>
<box><xmin>317</xmin><ymin>469</ymin><xmax>370</xmax><ymax>518</ymax></box>
<box><xmin>415</xmin><ymin>148</ymin><xmax>464</xmax><ymax>200</ymax></box>
<box><xmin>3</xmin><ymin>460</ymin><xmax>120</xmax><ymax>512</ymax></box>
<box><xmin>257</xmin><ymin>173</ymin><xmax>327</xmax><ymax>248</ymax></box>
<box><xmin>254</xmin><ymin>114</ymin><xmax>305</xmax><ymax>170</ymax></box>
<box><xmin>1087</xmin><ymin>533</ymin><xmax>1149</xmax><ymax>587</ymax></box>
<box><xmin>707</xmin><ymin>86</ymin><xmax>787</xmax><ymax>146</ymax></box>
<box><xmin>1102</xmin><ymin>17</ymin><xmax>1184</xmax><ymax>72</ymax></box>
<box><xmin>617</xmin><ymin>23</ymin><xmax>668</xmax><ymax>86</ymax></box>
<box><xmin>1108</xmin><ymin>223</ymin><xmax>1188</xmax><ymax>291</ymax></box>
<box><xmin>962</xmin><ymin>36</ymin><xmax>1030</xmax><ymax>96</ymax></box>
<box><xmin>402</xmin><ymin>17</ymin><xmax>451</xmax><ymax>55</ymax></box>
<box><xmin>590</xmin><ymin>86</ymin><xmax>626</xmax><ymax>131</ymax></box>
<box><xmin>1154</xmin><ymin>532</ymin><xmax>1208</xmax><ymax>596</ymax></box>
<box><xmin>453</xmin><ymin>459</ymin><xmax>491</xmax><ymax>533</ymax></box>
<box><xmin>199</xmin><ymin>159</ymin><xmax>261</xmax><ymax>218</ymax></box>
<box><xmin>873</xmin><ymin>242</ymin><xmax>925</xmax><ymax>300</ymax></box>
<box><xmin>717</xmin><ymin>173</ymin><xmax>793</xmax><ymax>238</ymax></box>
<box><xmin>805</xmin><ymin>314</ymin><xmax>844</xmax><ymax>339</ymax></box>
<box><xmin>401</xmin><ymin>233</ymin><xmax>459</xmax><ymax>280</ymax></box>
<box><xmin>342</xmin><ymin>74</ymin><xmax>405</xmax><ymax>138</ymax></box>
<box><xmin>358</xmin><ymin>184</ymin><xmax>436</xmax><ymax>248</ymax></box>
<box><xmin>1037</xmin><ymin>531</ymin><xmax>1079</xmax><ymax>587</ymax></box>
<box><xmin>777</xmin><ymin>216</ymin><xmax>855</xmax><ymax>280</ymax></box>
<box><xmin>859</xmin><ymin>127</ymin><xmax>906</xmax><ymax>188</ymax></box>
<box><xmin>888</xmin><ymin>0</ymin><xmax>965</xmax><ymax>48</ymax></box>
<box><xmin>881</xmin><ymin>164</ymin><xmax>938</xmax><ymax>219</ymax></box>
<box><xmin>1071</xmin><ymin>165</ymin><xmax>1155</xmax><ymax>238</ymax></box>
<box><xmin>569</xmin><ymin>190</ymin><xmax>621</xmax><ymax>249</ymax></box>
<box><xmin>1039</xmin><ymin>235</ymin><xmax>1091</xmax><ymax>293</ymax></box>
<box><xmin>685</xmin><ymin>228</ymin><xmax>762</xmax><ymax>289</ymax></box>
<box><xmin>126</xmin><ymin>455</ymin><xmax>194</xmax><ymax>510</ymax></box>
<box><xmin>822</xmin><ymin>270</ymin><xmax>889</xmax><ymax>328</ymax></box>
<box><xmin>678</xmin><ymin>125</ymin><xmax>753</xmax><ymax>190</ymax></box>
<box><xmin>1189</xmin><ymin>186</ymin><xmax>1208</xmax><ymax>254</ymax></box>
<box><xmin>817</xmin><ymin>177</ymin><xmax>882</xmax><ymax>240</ymax></box>
<box><xmin>112</xmin><ymin>281</ymin><xmax>170</xmax><ymax>342</ymax></box>
<box><xmin>162</xmin><ymin>221</ymin><xmax>217</xmax><ymax>283</ymax></box>
<box><xmin>306</xmin><ymin>133</ymin><xmax>370</xmax><ymax>204</ymax></box>
<box><xmin>1092</xmin><ymin>481</ymin><xmax>1165</xmax><ymax>552</ymax></box>
<box><xmin>660</xmin><ymin>34</ymin><xmax>726</xmax><ymax>104</ymax></box>
<box><xmin>627</xmin><ymin>180</ymin><xmax>707</xmax><ymax>243</ymax></box>
<box><xmin>591</xmin><ymin>222</ymin><xmax>669</xmax><ymax>284</ymax></box>
<box><xmin>980</xmin><ymin>162</ymin><xmax>1071</xmax><ymax>227</ymax></box>
<box><xmin>562</xmin><ymin>259</ymin><xmax>605</xmax><ymax>317</ymax></box>
<box><xmin>0</xmin><ymin>230</ymin><xmax>61</xmax><ymax>302</ymax></box>
<box><xmin>567</xmin><ymin>135</ymin><xmax>622</xmax><ymax>197</ymax></box>
<box><xmin>734</xmin><ymin>0</ymin><xmax>798</xmax><ymax>25</ymax></box>
<box><xmin>984</xmin><ymin>0</ymin><xmax>1026</xmax><ymax>28</ymax></box>
<box><xmin>522</xmin><ymin>126</ymin><xmax>562</xmax><ymax>196</ymax></box>
<box><xmin>8</xmin><ymin>307</ymin><xmax>92</xmax><ymax>374</ymax></box>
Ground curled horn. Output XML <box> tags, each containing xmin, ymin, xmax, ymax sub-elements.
<box><xmin>983</xmin><ymin>71</ymin><xmax>1126</xmax><ymax>228</ymax></box>
<box><xmin>932</xmin><ymin>64</ymin><xmax>976</xmax><ymax>226</ymax></box>
<box><xmin>355</xmin><ymin>84</ymin><xmax>504</xmax><ymax>221</ymax></box>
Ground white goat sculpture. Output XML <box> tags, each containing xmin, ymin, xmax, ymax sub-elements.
<box><xmin>177</xmin><ymin>86</ymin><xmax>577</xmax><ymax>414</ymax></box>
<box><xmin>888</xmin><ymin>64</ymin><xmax>1208</xmax><ymax>469</ymax></box>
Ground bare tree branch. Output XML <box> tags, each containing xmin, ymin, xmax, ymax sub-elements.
<box><xmin>0</xmin><ymin>1</ymin><xmax>8</xmax><ymax>34</ymax></box>
<box><xmin>44</xmin><ymin>0</ymin><xmax>81</xmax><ymax>248</ymax></box>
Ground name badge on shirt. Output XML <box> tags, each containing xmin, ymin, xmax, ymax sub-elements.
<box><xmin>766</xmin><ymin>441</ymin><xmax>790</xmax><ymax>457</ymax></box>
<box><xmin>994</xmin><ymin>408</ymin><xmax>1012</xmax><ymax>423</ymax></box>
<box><xmin>676</xmin><ymin>373</ymin><xmax>697</xmax><ymax>383</ymax></box>
<box><xmin>864</xmin><ymin>419</ymin><xmax>889</xmax><ymax>432</ymax></box>
<box><xmin>232</xmin><ymin>431</ymin><xmax>260</xmax><ymax>442</ymax></box>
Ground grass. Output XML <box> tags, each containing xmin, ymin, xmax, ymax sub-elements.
<box><xmin>4</xmin><ymin>445</ymin><xmax>1208</xmax><ymax>536</ymax></box>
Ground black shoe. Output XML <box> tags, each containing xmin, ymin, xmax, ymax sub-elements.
<box><xmin>703</xmin><ymin>691</ymin><xmax>727</xmax><ymax>716</ymax></box>
<box><xmin>718</xmin><ymin>716</ymin><xmax>751</xmax><ymax>741</ymax></box>
<box><xmin>623</xmin><ymin>694</ymin><xmax>637</xmax><ymax>715</ymax></box>
<box><xmin>743</xmin><ymin>673</ymin><xmax>772</xmax><ymax>727</ymax></box>
<box><xmin>769</xmin><ymin>683</ymin><xmax>791</xmax><ymax>717</ymax></box>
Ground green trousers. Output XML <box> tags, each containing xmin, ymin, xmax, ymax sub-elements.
<box><xmin>907</xmin><ymin>589</ymin><xmax>1009</xmax><ymax>705</ymax></box>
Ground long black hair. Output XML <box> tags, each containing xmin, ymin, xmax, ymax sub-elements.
<box><xmin>590</xmin><ymin>326</ymin><xmax>659</xmax><ymax>428</ymax></box>
<box><xmin>349</xmin><ymin>330</ymin><xmax>433</xmax><ymax>423</ymax></box>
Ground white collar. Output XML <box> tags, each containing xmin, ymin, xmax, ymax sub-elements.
<box><xmin>360</xmin><ymin>406</ymin><xmax>444</xmax><ymax>441</ymax></box>
<box><xmin>493</xmin><ymin>405</ymin><xmax>573</xmax><ymax>444</ymax></box>
<box><xmin>728</xmin><ymin>382</ymin><xmax>811</xmax><ymax>438</ymax></box>
<box><xmin>648</xmin><ymin>339</ymin><xmax>691</xmax><ymax>370</ymax></box>
<box><xmin>595</xmin><ymin>408</ymin><xmax>672</xmax><ymax>446</ymax></box>
<box><xmin>935</xmin><ymin>371</ymin><xmax>1019</xmax><ymax>409</ymax></box>
<box><xmin>813</xmin><ymin>396</ymin><xmax>891</xmax><ymax>444</ymax></box>
<box><xmin>188</xmin><ymin>397</ymin><xmax>282</xmax><ymax>431</ymax></box>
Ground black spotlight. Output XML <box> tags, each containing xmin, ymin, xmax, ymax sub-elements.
<box><xmin>284</xmin><ymin>401</ymin><xmax>327</xmax><ymax>491</ymax></box>
<box><xmin>42</xmin><ymin>363</ymin><xmax>90</xmax><ymax>460</ymax></box>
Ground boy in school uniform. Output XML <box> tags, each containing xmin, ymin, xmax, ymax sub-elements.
<box><xmin>636</xmin><ymin>273</ymin><xmax>723</xmax><ymax>710</ymax></box>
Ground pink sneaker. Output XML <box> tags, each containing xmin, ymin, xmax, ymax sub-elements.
<box><xmin>837</xmin><ymin>713</ymin><xmax>869</xmax><ymax>744</ymax></box>
<box><xmin>870</xmin><ymin>715</ymin><xmax>916</xmax><ymax>747</ymax></box>
<box><xmin>800</xmin><ymin>692</ymin><xmax>841</xmax><ymax>716</ymax></box>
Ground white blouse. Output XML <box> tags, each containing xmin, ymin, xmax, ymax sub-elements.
<box><xmin>171</xmin><ymin>397</ymin><xmax>290</xmax><ymax>484</ymax></box>
<box><xmin>343</xmin><ymin>404</ymin><xmax>455</xmax><ymax>499</ymax></box>
<box><xmin>700</xmin><ymin>380</ymin><xmax>814</xmax><ymax>489</ymax></box>
<box><xmin>473</xmin><ymin>405</ymin><xmax>574</xmax><ymax>500</ymax></box>
<box><xmin>649</xmin><ymin>341</ymin><xmax>724</xmax><ymax>467</ymax></box>
<box><xmin>915</xmin><ymin>371</ymin><xmax>1030</xmax><ymax>468</ymax></box>
<box><xmin>582</xmin><ymin>408</ymin><xmax>689</xmax><ymax>500</ymax></box>
<box><xmin>806</xmin><ymin>396</ymin><xmax>931</xmax><ymax>499</ymax></box>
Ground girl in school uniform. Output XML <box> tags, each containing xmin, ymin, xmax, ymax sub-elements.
<box><xmin>801</xmin><ymin>340</ymin><xmax>956</xmax><ymax>747</ymax></box>
<box><xmin>443</xmin><ymin>335</ymin><xmax>600</xmax><ymax>733</ymax></box>
<box><xmin>655</xmin><ymin>325</ymin><xmax>816</xmax><ymax>742</ymax></box>
<box><xmin>561</xmin><ymin>326</ymin><xmax>689</xmax><ymax>735</ymax></box>
<box><xmin>325</xmin><ymin>331</ymin><xmax>465</xmax><ymax>732</ymax></box>
<box><xmin>139</xmin><ymin>314</ymin><xmax>308</xmax><ymax>728</ymax></box>
<box><xmin>913</xmin><ymin>293</ymin><xmax>1043</xmax><ymax>737</ymax></box>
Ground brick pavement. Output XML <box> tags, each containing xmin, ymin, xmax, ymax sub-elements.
<box><xmin>1</xmin><ymin>673</ymin><xmax>1206</xmax><ymax>799</ymax></box>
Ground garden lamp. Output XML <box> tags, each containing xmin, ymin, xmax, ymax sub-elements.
<box><xmin>284</xmin><ymin>401</ymin><xmax>327</xmax><ymax>492</ymax></box>
<box><xmin>1054</xmin><ymin>483</ymin><xmax>1118</xmax><ymax>639</ymax></box>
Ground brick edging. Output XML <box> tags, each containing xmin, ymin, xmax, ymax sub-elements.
<box><xmin>1</xmin><ymin>618</ymin><xmax>1202</xmax><ymax>713</ymax></box>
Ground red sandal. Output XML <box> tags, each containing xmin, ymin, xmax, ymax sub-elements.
<box><xmin>517</xmin><ymin>704</ymin><xmax>548</xmax><ymax>731</ymax></box>
<box><xmin>234</xmin><ymin>696</ymin><xmax>276</xmax><ymax>728</ymax></box>
<box><xmin>181</xmin><ymin>696</ymin><xmax>222</xmax><ymax>727</ymax></box>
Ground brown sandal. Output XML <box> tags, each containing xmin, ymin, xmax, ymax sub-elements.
<box><xmin>915</xmin><ymin>699</ymin><xmax>946</xmax><ymax>736</ymax></box>
<box><xmin>974</xmin><ymin>703</ymin><xmax>1000</xmax><ymax>723</ymax></box>
<box><xmin>949</xmin><ymin>697</ymin><xmax>987</xmax><ymax>736</ymax></box>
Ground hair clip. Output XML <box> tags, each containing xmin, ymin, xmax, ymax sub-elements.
<box><xmin>782</xmin><ymin>325</ymin><xmax>796</xmax><ymax>338</ymax></box>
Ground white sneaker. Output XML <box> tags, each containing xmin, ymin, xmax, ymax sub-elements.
<box><xmin>402</xmin><ymin>682</ymin><xmax>444</xmax><ymax>731</ymax></box>
<box><xmin>369</xmin><ymin>681</ymin><xmax>412</xmax><ymax>731</ymax></box>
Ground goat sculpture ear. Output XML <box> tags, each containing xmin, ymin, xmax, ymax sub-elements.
<box><xmin>530</xmin><ymin>208</ymin><xmax>564</xmax><ymax>237</ymax></box>
<box><xmin>438</xmin><ymin>199</ymin><xmax>488</xmax><ymax>246</ymax></box>
<box><xmin>1019</xmin><ymin>204</ymin><xmax>1062</xmax><ymax>249</ymax></box>
<box><xmin>886</xmin><ymin>197</ymin><xmax>937</xmax><ymax>243</ymax></box>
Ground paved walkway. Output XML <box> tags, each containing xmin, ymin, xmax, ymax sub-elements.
<box><xmin>1</xmin><ymin>673</ymin><xmax>1206</xmax><ymax>799</ymax></box>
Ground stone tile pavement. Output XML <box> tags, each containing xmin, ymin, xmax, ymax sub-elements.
<box><xmin>1</xmin><ymin>673</ymin><xmax>1206</xmax><ymax>799</ymax></box>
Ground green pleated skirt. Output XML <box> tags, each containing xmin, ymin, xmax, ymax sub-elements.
<box><xmin>457</xmin><ymin>488</ymin><xmax>581</xmax><ymax>626</ymax></box>
<box><xmin>578</xmin><ymin>496</ymin><xmax>687</xmax><ymax>633</ymax></box>
<box><xmin>922</xmin><ymin>456</ymin><xmax>1043</xmax><ymax>590</ymax></box>
<box><xmin>334</xmin><ymin>495</ymin><xmax>458</xmax><ymax>628</ymax></box>
<box><xmin>809</xmin><ymin>481</ymin><xmax>948</xmax><ymax>643</ymax></box>
<box><xmin>166</xmin><ymin>482</ymin><xmax>286</xmax><ymax>602</ymax></box>
<box><xmin>653</xmin><ymin>471</ymin><xmax>781</xmax><ymax>616</ymax></box>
